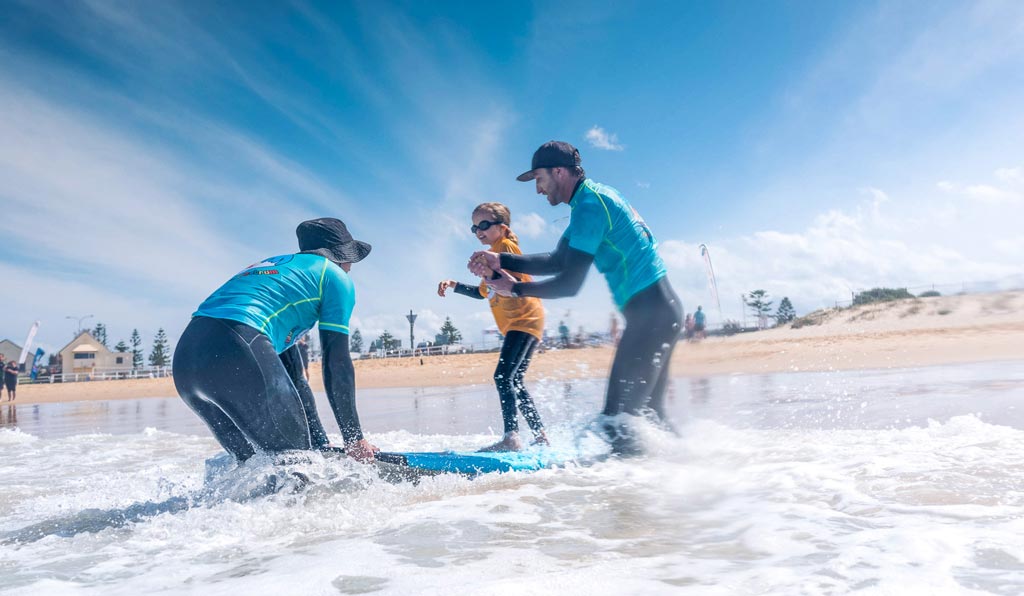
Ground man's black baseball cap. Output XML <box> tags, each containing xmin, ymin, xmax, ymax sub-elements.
<box><xmin>516</xmin><ymin>141</ymin><xmax>582</xmax><ymax>182</ymax></box>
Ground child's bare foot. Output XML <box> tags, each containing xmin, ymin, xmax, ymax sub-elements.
<box><xmin>530</xmin><ymin>431</ymin><xmax>549</xmax><ymax>447</ymax></box>
<box><xmin>477</xmin><ymin>432</ymin><xmax>522</xmax><ymax>452</ymax></box>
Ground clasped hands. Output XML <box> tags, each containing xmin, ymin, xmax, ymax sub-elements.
<box><xmin>467</xmin><ymin>251</ymin><xmax>517</xmax><ymax>297</ymax></box>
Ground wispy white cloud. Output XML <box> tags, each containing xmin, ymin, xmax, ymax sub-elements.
<box><xmin>660</xmin><ymin>177</ymin><xmax>1023</xmax><ymax>323</ymax></box>
<box><xmin>4</xmin><ymin>0</ymin><xmax>1022</xmax><ymax>352</ymax></box>
<box><xmin>0</xmin><ymin>1</ymin><xmax>529</xmax><ymax>352</ymax></box>
<box><xmin>931</xmin><ymin>167</ymin><xmax>1023</xmax><ymax>205</ymax></box>
<box><xmin>514</xmin><ymin>213</ymin><xmax>548</xmax><ymax>238</ymax></box>
<box><xmin>0</xmin><ymin>261</ymin><xmax>187</xmax><ymax>357</ymax></box>
<box><xmin>584</xmin><ymin>126</ymin><xmax>624</xmax><ymax>151</ymax></box>
<box><xmin>964</xmin><ymin>184</ymin><xmax>1021</xmax><ymax>204</ymax></box>
<box><xmin>749</xmin><ymin>1</ymin><xmax>1024</xmax><ymax>228</ymax></box>
<box><xmin>995</xmin><ymin>166</ymin><xmax>1022</xmax><ymax>184</ymax></box>
<box><xmin>0</xmin><ymin>69</ymin><xmax>383</xmax><ymax>352</ymax></box>
<box><xmin>0</xmin><ymin>85</ymin><xmax>241</xmax><ymax>295</ymax></box>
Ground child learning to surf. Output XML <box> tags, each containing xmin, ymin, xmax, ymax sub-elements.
<box><xmin>437</xmin><ymin>202</ymin><xmax>548</xmax><ymax>451</ymax></box>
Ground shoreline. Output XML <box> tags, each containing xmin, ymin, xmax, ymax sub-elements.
<box><xmin>9</xmin><ymin>292</ymin><xmax>1024</xmax><ymax>409</ymax></box>
<box><xmin>11</xmin><ymin>290</ymin><xmax>1023</xmax><ymax>406</ymax></box>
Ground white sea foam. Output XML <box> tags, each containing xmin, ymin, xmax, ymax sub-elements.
<box><xmin>2</xmin><ymin>365</ymin><xmax>1024</xmax><ymax>594</ymax></box>
<box><xmin>0</xmin><ymin>427</ymin><xmax>37</xmax><ymax>444</ymax></box>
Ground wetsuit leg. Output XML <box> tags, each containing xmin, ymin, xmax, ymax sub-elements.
<box><xmin>510</xmin><ymin>335</ymin><xmax>544</xmax><ymax>435</ymax></box>
<box><xmin>602</xmin><ymin>278</ymin><xmax>683</xmax><ymax>449</ymax></box>
<box><xmin>280</xmin><ymin>344</ymin><xmax>330</xmax><ymax>448</ymax></box>
<box><xmin>182</xmin><ymin>393</ymin><xmax>256</xmax><ymax>461</ymax></box>
<box><xmin>646</xmin><ymin>351</ymin><xmax>675</xmax><ymax>422</ymax></box>
<box><xmin>494</xmin><ymin>331</ymin><xmax>538</xmax><ymax>435</ymax></box>
<box><xmin>173</xmin><ymin>316</ymin><xmax>314</xmax><ymax>461</ymax></box>
<box><xmin>643</xmin><ymin>281</ymin><xmax>683</xmax><ymax>422</ymax></box>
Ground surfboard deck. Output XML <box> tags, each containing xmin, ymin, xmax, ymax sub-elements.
<box><xmin>375</xmin><ymin>448</ymin><xmax>574</xmax><ymax>476</ymax></box>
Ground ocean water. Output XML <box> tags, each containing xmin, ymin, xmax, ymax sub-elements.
<box><xmin>1</xmin><ymin>362</ymin><xmax>1023</xmax><ymax>595</ymax></box>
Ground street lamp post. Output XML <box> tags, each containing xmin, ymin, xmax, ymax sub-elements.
<box><xmin>405</xmin><ymin>310</ymin><xmax>417</xmax><ymax>355</ymax></box>
<box><xmin>66</xmin><ymin>314</ymin><xmax>94</xmax><ymax>335</ymax></box>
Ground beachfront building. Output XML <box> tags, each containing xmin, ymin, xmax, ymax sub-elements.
<box><xmin>58</xmin><ymin>331</ymin><xmax>133</xmax><ymax>376</ymax></box>
<box><xmin>0</xmin><ymin>339</ymin><xmax>23</xmax><ymax>365</ymax></box>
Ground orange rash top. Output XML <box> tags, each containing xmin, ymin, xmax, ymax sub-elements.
<box><xmin>477</xmin><ymin>238</ymin><xmax>545</xmax><ymax>340</ymax></box>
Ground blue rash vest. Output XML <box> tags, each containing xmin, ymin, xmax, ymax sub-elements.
<box><xmin>564</xmin><ymin>179</ymin><xmax>667</xmax><ymax>310</ymax></box>
<box><xmin>194</xmin><ymin>253</ymin><xmax>354</xmax><ymax>354</ymax></box>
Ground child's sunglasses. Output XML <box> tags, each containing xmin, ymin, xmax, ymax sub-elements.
<box><xmin>471</xmin><ymin>220</ymin><xmax>503</xmax><ymax>234</ymax></box>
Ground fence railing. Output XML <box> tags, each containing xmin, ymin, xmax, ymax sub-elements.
<box><xmin>29</xmin><ymin>366</ymin><xmax>174</xmax><ymax>383</ymax></box>
<box><xmin>361</xmin><ymin>344</ymin><xmax>479</xmax><ymax>359</ymax></box>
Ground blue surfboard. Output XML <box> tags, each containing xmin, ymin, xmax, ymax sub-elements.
<box><xmin>375</xmin><ymin>448</ymin><xmax>575</xmax><ymax>475</ymax></box>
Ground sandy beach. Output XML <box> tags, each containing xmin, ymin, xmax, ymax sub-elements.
<box><xmin>13</xmin><ymin>291</ymin><xmax>1023</xmax><ymax>406</ymax></box>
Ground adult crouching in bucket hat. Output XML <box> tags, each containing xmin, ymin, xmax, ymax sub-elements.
<box><xmin>173</xmin><ymin>217</ymin><xmax>378</xmax><ymax>465</ymax></box>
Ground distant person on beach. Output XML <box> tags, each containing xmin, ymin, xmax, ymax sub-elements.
<box><xmin>684</xmin><ymin>313</ymin><xmax>695</xmax><ymax>340</ymax></box>
<box><xmin>4</xmin><ymin>359</ymin><xmax>18</xmax><ymax>401</ymax></box>
<box><xmin>558</xmin><ymin>321</ymin><xmax>570</xmax><ymax>348</ymax></box>
<box><xmin>438</xmin><ymin>202</ymin><xmax>548</xmax><ymax>451</ymax></box>
<box><xmin>173</xmin><ymin>218</ymin><xmax>378</xmax><ymax>463</ymax></box>
<box><xmin>694</xmin><ymin>306</ymin><xmax>706</xmax><ymax>339</ymax></box>
<box><xmin>469</xmin><ymin>141</ymin><xmax>683</xmax><ymax>455</ymax></box>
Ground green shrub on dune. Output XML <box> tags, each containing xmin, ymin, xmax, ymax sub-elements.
<box><xmin>853</xmin><ymin>287</ymin><xmax>914</xmax><ymax>306</ymax></box>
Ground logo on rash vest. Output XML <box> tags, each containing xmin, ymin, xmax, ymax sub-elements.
<box><xmin>630</xmin><ymin>206</ymin><xmax>655</xmax><ymax>244</ymax></box>
<box><xmin>235</xmin><ymin>255</ymin><xmax>295</xmax><ymax>277</ymax></box>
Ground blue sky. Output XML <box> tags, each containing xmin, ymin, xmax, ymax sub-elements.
<box><xmin>1</xmin><ymin>0</ymin><xmax>1022</xmax><ymax>356</ymax></box>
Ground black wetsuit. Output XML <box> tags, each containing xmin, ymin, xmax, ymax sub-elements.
<box><xmin>173</xmin><ymin>317</ymin><xmax>360</xmax><ymax>462</ymax></box>
<box><xmin>453</xmin><ymin>283</ymin><xmax>545</xmax><ymax>438</ymax></box>
<box><xmin>497</xmin><ymin>183</ymin><xmax>683</xmax><ymax>452</ymax></box>
<box><xmin>502</xmin><ymin>245</ymin><xmax>682</xmax><ymax>419</ymax></box>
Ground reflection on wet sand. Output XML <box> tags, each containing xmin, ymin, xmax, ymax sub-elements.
<box><xmin>0</xmin><ymin>384</ymin><xmax>527</xmax><ymax>441</ymax></box>
<box><xmin>1</xmin><ymin>404</ymin><xmax>16</xmax><ymax>426</ymax></box>
<box><xmin>689</xmin><ymin>378</ymin><xmax>712</xmax><ymax>404</ymax></box>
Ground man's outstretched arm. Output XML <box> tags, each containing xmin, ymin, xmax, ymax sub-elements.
<box><xmin>485</xmin><ymin>246</ymin><xmax>593</xmax><ymax>299</ymax></box>
<box><xmin>320</xmin><ymin>329</ymin><xmax>377</xmax><ymax>461</ymax></box>
<box><xmin>469</xmin><ymin>237</ymin><xmax>572</xmax><ymax>277</ymax></box>
<box><xmin>510</xmin><ymin>245</ymin><xmax>593</xmax><ymax>299</ymax></box>
<box><xmin>499</xmin><ymin>236</ymin><xmax>571</xmax><ymax>275</ymax></box>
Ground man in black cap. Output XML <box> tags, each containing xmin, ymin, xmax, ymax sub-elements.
<box><xmin>469</xmin><ymin>141</ymin><xmax>683</xmax><ymax>454</ymax></box>
<box><xmin>174</xmin><ymin>218</ymin><xmax>379</xmax><ymax>463</ymax></box>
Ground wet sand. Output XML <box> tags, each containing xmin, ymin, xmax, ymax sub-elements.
<box><xmin>14</xmin><ymin>290</ymin><xmax>1024</xmax><ymax>406</ymax></box>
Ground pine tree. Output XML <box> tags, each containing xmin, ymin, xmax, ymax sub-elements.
<box><xmin>439</xmin><ymin>316</ymin><xmax>462</xmax><ymax>345</ymax></box>
<box><xmin>775</xmin><ymin>297</ymin><xmax>796</xmax><ymax>324</ymax></box>
<box><xmin>114</xmin><ymin>340</ymin><xmax>129</xmax><ymax>352</ymax></box>
<box><xmin>92</xmin><ymin>322</ymin><xmax>108</xmax><ymax>347</ymax></box>
<box><xmin>377</xmin><ymin>330</ymin><xmax>399</xmax><ymax>351</ymax></box>
<box><xmin>350</xmin><ymin>329</ymin><xmax>363</xmax><ymax>353</ymax></box>
<box><xmin>148</xmin><ymin>328</ymin><xmax>170</xmax><ymax>367</ymax></box>
<box><xmin>744</xmin><ymin>290</ymin><xmax>774</xmax><ymax>328</ymax></box>
<box><xmin>130</xmin><ymin>329</ymin><xmax>143</xmax><ymax>368</ymax></box>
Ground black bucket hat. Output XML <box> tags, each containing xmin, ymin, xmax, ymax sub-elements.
<box><xmin>516</xmin><ymin>140</ymin><xmax>582</xmax><ymax>181</ymax></box>
<box><xmin>296</xmin><ymin>218</ymin><xmax>372</xmax><ymax>264</ymax></box>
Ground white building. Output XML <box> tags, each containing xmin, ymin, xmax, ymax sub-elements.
<box><xmin>58</xmin><ymin>331</ymin><xmax>133</xmax><ymax>375</ymax></box>
<box><xmin>0</xmin><ymin>339</ymin><xmax>23</xmax><ymax>368</ymax></box>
